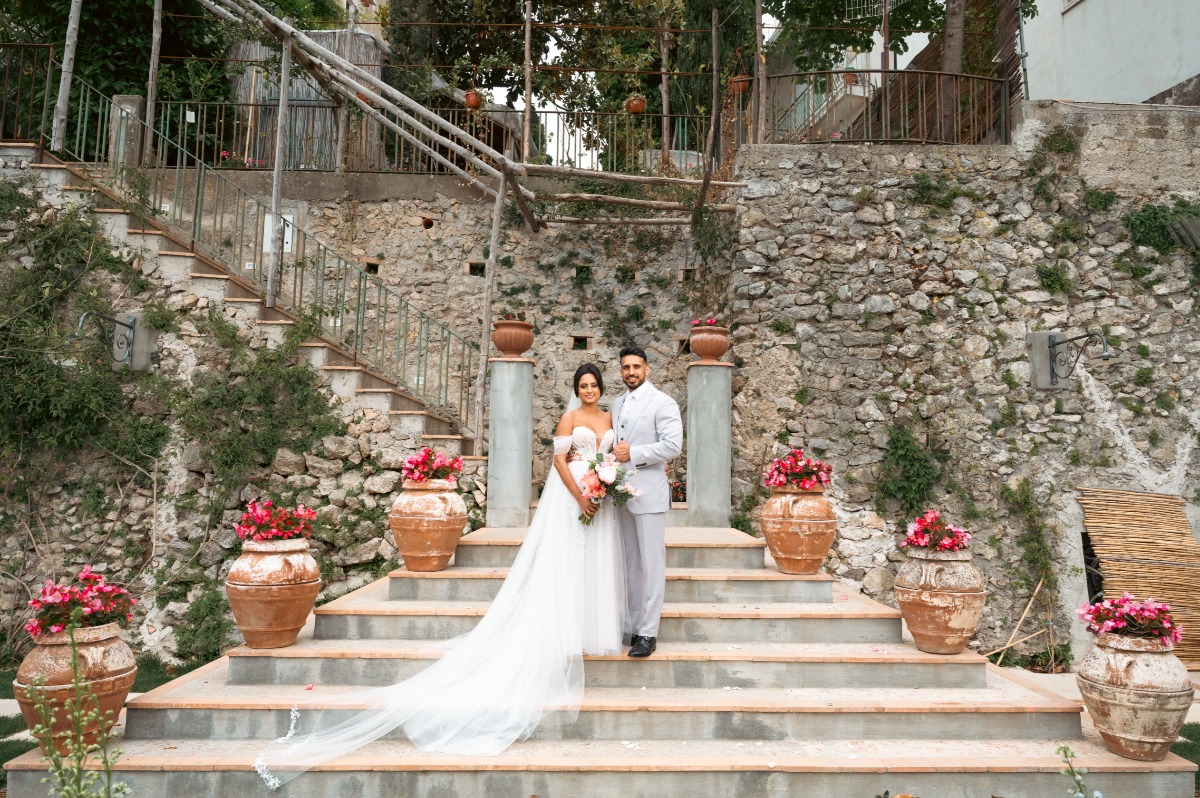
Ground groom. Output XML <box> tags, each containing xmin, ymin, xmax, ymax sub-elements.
<box><xmin>611</xmin><ymin>346</ymin><xmax>683</xmax><ymax>658</ymax></box>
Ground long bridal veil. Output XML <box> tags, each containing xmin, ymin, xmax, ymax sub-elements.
<box><xmin>255</xmin><ymin>402</ymin><xmax>589</xmax><ymax>788</ymax></box>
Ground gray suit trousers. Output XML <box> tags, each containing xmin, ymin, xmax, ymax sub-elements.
<box><xmin>618</xmin><ymin>506</ymin><xmax>666</xmax><ymax>638</ymax></box>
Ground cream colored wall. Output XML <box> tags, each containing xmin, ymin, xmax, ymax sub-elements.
<box><xmin>1023</xmin><ymin>0</ymin><xmax>1200</xmax><ymax>103</ymax></box>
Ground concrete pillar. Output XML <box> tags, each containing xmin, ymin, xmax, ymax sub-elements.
<box><xmin>109</xmin><ymin>95</ymin><xmax>145</xmax><ymax>169</ymax></box>
<box><xmin>686</xmin><ymin>361</ymin><xmax>733</xmax><ymax>528</ymax></box>
<box><xmin>486</xmin><ymin>357</ymin><xmax>534</xmax><ymax>527</ymax></box>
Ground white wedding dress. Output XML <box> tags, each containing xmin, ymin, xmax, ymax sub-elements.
<box><xmin>255</xmin><ymin>426</ymin><xmax>626</xmax><ymax>789</ymax></box>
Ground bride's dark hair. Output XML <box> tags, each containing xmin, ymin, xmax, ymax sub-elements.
<box><xmin>572</xmin><ymin>363</ymin><xmax>604</xmax><ymax>396</ymax></box>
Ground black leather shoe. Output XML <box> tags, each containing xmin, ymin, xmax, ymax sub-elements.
<box><xmin>626</xmin><ymin>635</ymin><xmax>643</xmax><ymax>654</ymax></box>
<box><xmin>628</xmin><ymin>636</ymin><xmax>656</xmax><ymax>658</ymax></box>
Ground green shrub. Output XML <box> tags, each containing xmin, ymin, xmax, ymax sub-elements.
<box><xmin>173</xmin><ymin>585</ymin><xmax>234</xmax><ymax>665</ymax></box>
<box><xmin>1037</xmin><ymin>262</ymin><xmax>1073</xmax><ymax>294</ymax></box>
<box><xmin>875</xmin><ymin>425</ymin><xmax>948</xmax><ymax>519</ymax></box>
<box><xmin>1050</xmin><ymin>217</ymin><xmax>1086</xmax><ymax>242</ymax></box>
<box><xmin>1123</xmin><ymin>198</ymin><xmax>1200</xmax><ymax>254</ymax></box>
<box><xmin>1084</xmin><ymin>189</ymin><xmax>1116</xmax><ymax>212</ymax></box>
<box><xmin>1134</xmin><ymin>367</ymin><xmax>1154</xmax><ymax>387</ymax></box>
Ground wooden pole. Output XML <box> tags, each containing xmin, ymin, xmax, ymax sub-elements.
<box><xmin>522</xmin><ymin>162</ymin><xmax>743</xmax><ymax>188</ymax></box>
<box><xmin>500</xmin><ymin>160</ymin><xmax>540</xmax><ymax>232</ymax></box>
<box><xmin>754</xmin><ymin>0</ymin><xmax>765</xmax><ymax>144</ymax></box>
<box><xmin>51</xmin><ymin>0</ymin><xmax>85</xmax><ymax>152</ymax></box>
<box><xmin>266</xmin><ymin>29</ymin><xmax>292</xmax><ymax>309</ymax></box>
<box><xmin>694</xmin><ymin>8</ymin><xmax>720</xmax><ymax>212</ymax></box>
<box><xmin>522</xmin><ymin>0</ymin><xmax>532</xmax><ymax>163</ymax></box>
<box><xmin>658</xmin><ymin>18</ymin><xmax>671</xmax><ymax>170</ymax></box>
<box><xmin>335</xmin><ymin>4</ymin><xmax>356</xmax><ymax>173</ymax></box>
<box><xmin>995</xmin><ymin>578</ymin><xmax>1043</xmax><ymax>666</ymax></box>
<box><xmin>473</xmin><ymin>171</ymin><xmax>507</xmax><ymax>441</ymax></box>
<box><xmin>533</xmin><ymin>192</ymin><xmax>734</xmax><ymax>213</ymax></box>
<box><xmin>142</xmin><ymin>0</ymin><xmax>163</xmax><ymax>165</ymax></box>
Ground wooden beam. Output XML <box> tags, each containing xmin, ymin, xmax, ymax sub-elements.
<box><xmin>500</xmin><ymin>160</ymin><xmax>540</xmax><ymax>232</ymax></box>
<box><xmin>521</xmin><ymin>162</ymin><xmax>744</xmax><ymax>188</ymax></box>
<box><xmin>266</xmin><ymin>29</ymin><xmax>292</xmax><ymax>309</ymax></box>
<box><xmin>536</xmin><ymin>216</ymin><xmax>692</xmax><ymax>226</ymax></box>
<box><xmin>473</xmin><ymin>171</ymin><xmax>508</xmax><ymax>444</ymax></box>
<box><xmin>522</xmin><ymin>0</ymin><xmax>533</xmax><ymax>163</ymax></box>
<box><xmin>535</xmin><ymin>192</ymin><xmax>734</xmax><ymax>213</ymax></box>
<box><xmin>50</xmin><ymin>0</ymin><xmax>84</xmax><ymax>151</ymax></box>
<box><xmin>694</xmin><ymin>7</ymin><xmax>720</xmax><ymax>212</ymax></box>
<box><xmin>142</xmin><ymin>0</ymin><xmax>163</xmax><ymax>165</ymax></box>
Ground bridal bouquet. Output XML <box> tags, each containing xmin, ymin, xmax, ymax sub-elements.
<box><xmin>578</xmin><ymin>452</ymin><xmax>640</xmax><ymax>526</ymax></box>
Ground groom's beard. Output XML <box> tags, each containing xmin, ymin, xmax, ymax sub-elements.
<box><xmin>623</xmin><ymin>375</ymin><xmax>645</xmax><ymax>391</ymax></box>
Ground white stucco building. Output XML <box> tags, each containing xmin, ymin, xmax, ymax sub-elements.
<box><xmin>1023</xmin><ymin>0</ymin><xmax>1200</xmax><ymax>104</ymax></box>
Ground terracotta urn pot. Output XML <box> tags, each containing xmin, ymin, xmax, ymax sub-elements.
<box><xmin>225</xmin><ymin>538</ymin><xmax>321</xmax><ymax>649</ymax></box>
<box><xmin>689</xmin><ymin>325</ymin><xmax>730</xmax><ymax>363</ymax></box>
<box><xmin>13</xmin><ymin>623</ymin><xmax>137</xmax><ymax>755</ymax></box>
<box><xmin>491</xmin><ymin>319</ymin><xmax>534</xmax><ymax>357</ymax></box>
<box><xmin>625</xmin><ymin>95</ymin><xmax>646</xmax><ymax>114</ymax></box>
<box><xmin>1076</xmin><ymin>633</ymin><xmax>1194</xmax><ymax>761</ymax></box>
<box><xmin>390</xmin><ymin>479</ymin><xmax>467</xmax><ymax>572</ymax></box>
<box><xmin>464</xmin><ymin>89</ymin><xmax>483</xmax><ymax>110</ymax></box>
<box><xmin>760</xmin><ymin>485</ymin><xmax>837</xmax><ymax>575</ymax></box>
<box><xmin>729</xmin><ymin>75</ymin><xmax>752</xmax><ymax>94</ymax></box>
<box><xmin>893</xmin><ymin>548</ymin><xmax>986</xmax><ymax>655</ymax></box>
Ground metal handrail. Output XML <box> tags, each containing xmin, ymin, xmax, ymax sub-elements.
<box><xmin>13</xmin><ymin>52</ymin><xmax>478</xmax><ymax>433</ymax></box>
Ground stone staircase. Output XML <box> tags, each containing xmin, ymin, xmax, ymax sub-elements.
<box><xmin>6</xmin><ymin>526</ymin><xmax>1196</xmax><ymax>797</ymax></box>
<box><xmin>0</xmin><ymin>142</ymin><xmax>474</xmax><ymax>457</ymax></box>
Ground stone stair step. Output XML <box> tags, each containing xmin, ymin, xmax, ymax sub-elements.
<box><xmin>386</xmin><ymin>566</ymin><xmax>834</xmax><ymax>603</ymax></box>
<box><xmin>456</xmin><ymin>526</ymin><xmax>766</xmax><ymax>570</ymax></box>
<box><xmin>312</xmin><ymin>580</ymin><xmax>901</xmax><ymax>644</ymax></box>
<box><xmin>226</xmin><ymin>636</ymin><xmax>986</xmax><ymax>689</ymax></box>
<box><xmin>388</xmin><ymin>410</ymin><xmax>453</xmax><ymax>436</ymax></box>
<box><xmin>7</xmin><ymin>734</ymin><xmax>1195</xmax><ymax>798</ymax></box>
<box><xmin>121</xmin><ymin>662</ymin><xmax>1080</xmax><ymax>743</ymax></box>
<box><xmin>420</xmin><ymin>433</ymin><xmax>470</xmax><ymax>456</ymax></box>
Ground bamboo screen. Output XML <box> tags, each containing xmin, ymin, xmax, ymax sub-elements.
<box><xmin>1076</xmin><ymin>488</ymin><xmax>1200</xmax><ymax>669</ymax></box>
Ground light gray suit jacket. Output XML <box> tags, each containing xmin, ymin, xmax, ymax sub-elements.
<box><xmin>611</xmin><ymin>382</ymin><xmax>683</xmax><ymax>514</ymax></box>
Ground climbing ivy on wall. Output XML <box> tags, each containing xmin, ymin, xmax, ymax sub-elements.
<box><xmin>874</xmin><ymin>425</ymin><xmax>948</xmax><ymax>520</ymax></box>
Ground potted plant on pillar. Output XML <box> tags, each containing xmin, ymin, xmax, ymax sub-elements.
<box><xmin>689</xmin><ymin>317</ymin><xmax>730</xmax><ymax>363</ymax></box>
<box><xmin>492</xmin><ymin>310</ymin><xmax>534</xmax><ymax>357</ymax></box>
<box><xmin>225</xmin><ymin>500</ymin><xmax>322</xmax><ymax>649</ymax></box>
<box><xmin>759</xmin><ymin>449</ymin><xmax>836</xmax><ymax>574</ymax></box>
<box><xmin>1075</xmin><ymin>594</ymin><xmax>1193</xmax><ymax>761</ymax></box>
<box><xmin>390</xmin><ymin>447</ymin><xmax>467</xmax><ymax>572</ymax></box>
<box><xmin>14</xmin><ymin>566</ymin><xmax>138</xmax><ymax>754</ymax></box>
<box><xmin>893</xmin><ymin>511</ymin><xmax>986</xmax><ymax>655</ymax></box>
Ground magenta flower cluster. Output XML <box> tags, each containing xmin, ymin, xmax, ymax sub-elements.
<box><xmin>234</xmin><ymin>499</ymin><xmax>317</xmax><ymax>542</ymax></box>
<box><xmin>690</xmin><ymin>318</ymin><xmax>719</xmax><ymax>327</ymax></box>
<box><xmin>900</xmin><ymin>510</ymin><xmax>972</xmax><ymax>552</ymax></box>
<box><xmin>401</xmin><ymin>447</ymin><xmax>464</xmax><ymax>483</ymax></box>
<box><xmin>1078</xmin><ymin>593</ymin><xmax>1183</xmax><ymax>646</ymax></box>
<box><xmin>762</xmin><ymin>448</ymin><xmax>833</xmax><ymax>491</ymax></box>
<box><xmin>24</xmin><ymin>565</ymin><xmax>136</xmax><ymax>638</ymax></box>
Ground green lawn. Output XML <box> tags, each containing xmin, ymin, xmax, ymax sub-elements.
<box><xmin>0</xmin><ymin>730</ymin><xmax>39</xmax><ymax>789</ymax></box>
<box><xmin>1172</xmin><ymin>722</ymin><xmax>1200</xmax><ymax>789</ymax></box>
<box><xmin>0</xmin><ymin>667</ymin><xmax>15</xmax><ymax>700</ymax></box>
<box><xmin>131</xmin><ymin>654</ymin><xmax>203</xmax><ymax>693</ymax></box>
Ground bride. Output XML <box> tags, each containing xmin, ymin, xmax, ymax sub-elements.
<box><xmin>255</xmin><ymin>363</ymin><xmax>626</xmax><ymax>789</ymax></box>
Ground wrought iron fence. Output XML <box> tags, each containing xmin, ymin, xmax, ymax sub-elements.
<box><xmin>0</xmin><ymin>46</ymin><xmax>478</xmax><ymax>432</ymax></box>
<box><xmin>0</xmin><ymin>43</ymin><xmax>53</xmax><ymax>143</ymax></box>
<box><xmin>751</xmin><ymin>69</ymin><xmax>1010</xmax><ymax>145</ymax></box>
<box><xmin>151</xmin><ymin>99</ymin><xmax>711</xmax><ymax>175</ymax></box>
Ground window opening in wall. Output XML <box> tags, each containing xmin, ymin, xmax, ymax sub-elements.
<box><xmin>468</xmin><ymin>261</ymin><xmax>486</xmax><ymax>277</ymax></box>
<box><xmin>616</xmin><ymin>266</ymin><xmax>636</xmax><ymax>284</ymax></box>
<box><xmin>362</xmin><ymin>257</ymin><xmax>381</xmax><ymax>276</ymax></box>
<box><xmin>1082</xmin><ymin>530</ymin><xmax>1104</xmax><ymax>602</ymax></box>
<box><xmin>422</xmin><ymin>217</ymin><xmax>434</xmax><ymax>229</ymax></box>
<box><xmin>681</xmin><ymin>267</ymin><xmax>697</xmax><ymax>283</ymax></box>
<box><xmin>571</xmin><ymin>336</ymin><xmax>590</xmax><ymax>351</ymax></box>
<box><xmin>676</xmin><ymin>337</ymin><xmax>691</xmax><ymax>357</ymax></box>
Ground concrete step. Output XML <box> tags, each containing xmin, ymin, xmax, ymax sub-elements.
<box><xmin>312</xmin><ymin>580</ymin><xmax>901</xmax><ymax>644</ymax></box>
<box><xmin>27</xmin><ymin>162</ymin><xmax>70</xmax><ymax>188</ymax></box>
<box><xmin>456</xmin><ymin>526</ymin><xmax>766</xmax><ymax>570</ymax></box>
<box><xmin>386</xmin><ymin>566</ymin><xmax>834</xmax><ymax>604</ymax></box>
<box><xmin>93</xmin><ymin>207</ymin><xmax>130</xmax><ymax>239</ymax></box>
<box><xmin>420</xmin><ymin>433</ymin><xmax>470</xmax><ymax>456</ymax></box>
<box><xmin>8</xmin><ymin>734</ymin><xmax>1195</xmax><ymax>798</ymax></box>
<box><xmin>388</xmin><ymin>409</ymin><xmax>452</xmax><ymax>437</ymax></box>
<box><xmin>156</xmin><ymin>250</ymin><xmax>200</xmax><ymax>287</ymax></box>
<box><xmin>356</xmin><ymin>387</ymin><xmax>425</xmax><ymax>412</ymax></box>
<box><xmin>0</xmin><ymin>141</ymin><xmax>39</xmax><ymax>165</ymax></box>
<box><xmin>122</xmin><ymin>228</ymin><xmax>167</xmax><ymax>255</ymax></box>
<box><xmin>9</xmin><ymin>732</ymin><xmax>1194</xmax><ymax>798</ymax></box>
<box><xmin>120</xmin><ymin>663</ymin><xmax>1080</xmax><ymax>743</ymax></box>
<box><xmin>225</xmin><ymin>636</ymin><xmax>986</xmax><ymax>689</ymax></box>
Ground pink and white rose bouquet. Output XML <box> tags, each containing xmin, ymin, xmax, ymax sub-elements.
<box><xmin>578</xmin><ymin>452</ymin><xmax>639</xmax><ymax>526</ymax></box>
<box><xmin>901</xmin><ymin>510</ymin><xmax>972</xmax><ymax>552</ymax></box>
<box><xmin>1078</xmin><ymin>594</ymin><xmax>1182</xmax><ymax>646</ymax></box>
